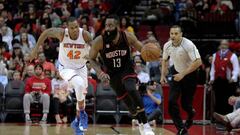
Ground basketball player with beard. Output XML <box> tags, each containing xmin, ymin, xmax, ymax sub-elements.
<box><xmin>88</xmin><ymin>15</ymin><xmax>155</xmax><ymax>135</ymax></box>
<box><xmin>30</xmin><ymin>17</ymin><xmax>92</xmax><ymax>135</ymax></box>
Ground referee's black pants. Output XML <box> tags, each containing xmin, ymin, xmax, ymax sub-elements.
<box><xmin>168</xmin><ymin>67</ymin><xmax>197</xmax><ymax>130</ymax></box>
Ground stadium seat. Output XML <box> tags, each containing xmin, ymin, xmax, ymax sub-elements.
<box><xmin>95</xmin><ymin>83</ymin><xmax>119</xmax><ymax>124</ymax></box>
<box><xmin>2</xmin><ymin>80</ymin><xmax>25</xmax><ymax>122</ymax></box>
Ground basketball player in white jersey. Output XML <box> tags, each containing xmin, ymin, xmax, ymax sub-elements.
<box><xmin>30</xmin><ymin>17</ymin><xmax>92</xmax><ymax>135</ymax></box>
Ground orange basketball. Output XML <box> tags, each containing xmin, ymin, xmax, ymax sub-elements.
<box><xmin>141</xmin><ymin>43</ymin><xmax>161</xmax><ymax>62</ymax></box>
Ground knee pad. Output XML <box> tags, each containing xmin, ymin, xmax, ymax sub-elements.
<box><xmin>70</xmin><ymin>75</ymin><xmax>86</xmax><ymax>101</ymax></box>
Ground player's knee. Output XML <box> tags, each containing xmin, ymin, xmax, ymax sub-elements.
<box><xmin>70</xmin><ymin>76</ymin><xmax>86</xmax><ymax>101</ymax></box>
<box><xmin>70</xmin><ymin>76</ymin><xmax>85</xmax><ymax>89</ymax></box>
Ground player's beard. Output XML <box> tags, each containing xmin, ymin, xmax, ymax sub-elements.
<box><xmin>103</xmin><ymin>28</ymin><xmax>118</xmax><ymax>44</ymax></box>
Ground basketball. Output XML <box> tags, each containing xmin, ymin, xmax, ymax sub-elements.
<box><xmin>141</xmin><ymin>43</ymin><xmax>161</xmax><ymax>62</ymax></box>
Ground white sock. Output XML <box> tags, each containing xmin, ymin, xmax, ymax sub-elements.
<box><xmin>43</xmin><ymin>113</ymin><xmax>48</xmax><ymax>119</ymax></box>
<box><xmin>25</xmin><ymin>114</ymin><xmax>30</xmax><ymax>119</ymax></box>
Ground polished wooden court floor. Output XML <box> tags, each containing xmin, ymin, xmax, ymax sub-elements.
<box><xmin>0</xmin><ymin>123</ymin><xmax>175</xmax><ymax>135</ymax></box>
<box><xmin>0</xmin><ymin>123</ymin><xmax>240</xmax><ymax>135</ymax></box>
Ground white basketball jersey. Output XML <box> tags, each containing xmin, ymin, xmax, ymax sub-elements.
<box><xmin>58</xmin><ymin>28</ymin><xmax>90</xmax><ymax>69</ymax></box>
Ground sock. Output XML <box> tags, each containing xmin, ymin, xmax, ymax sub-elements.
<box><xmin>25</xmin><ymin>114</ymin><xmax>30</xmax><ymax>119</ymax></box>
<box><xmin>42</xmin><ymin>113</ymin><xmax>48</xmax><ymax>120</ymax></box>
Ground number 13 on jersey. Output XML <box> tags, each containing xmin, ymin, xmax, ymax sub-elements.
<box><xmin>67</xmin><ymin>50</ymin><xmax>81</xmax><ymax>59</ymax></box>
<box><xmin>113</xmin><ymin>58</ymin><xmax>121</xmax><ymax>67</ymax></box>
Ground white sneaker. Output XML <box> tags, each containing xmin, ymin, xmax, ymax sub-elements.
<box><xmin>138</xmin><ymin>123</ymin><xmax>155</xmax><ymax>135</ymax></box>
<box><xmin>149</xmin><ymin>120</ymin><xmax>157</xmax><ymax>127</ymax></box>
<box><xmin>143</xmin><ymin>123</ymin><xmax>155</xmax><ymax>135</ymax></box>
<box><xmin>132</xmin><ymin>119</ymin><xmax>139</xmax><ymax>127</ymax></box>
<box><xmin>138</xmin><ymin>123</ymin><xmax>144</xmax><ymax>135</ymax></box>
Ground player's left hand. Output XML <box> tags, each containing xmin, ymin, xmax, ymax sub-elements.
<box><xmin>98</xmin><ymin>71</ymin><xmax>110</xmax><ymax>83</ymax></box>
<box><xmin>173</xmin><ymin>73</ymin><xmax>185</xmax><ymax>82</ymax></box>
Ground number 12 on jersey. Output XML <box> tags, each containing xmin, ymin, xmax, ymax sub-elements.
<box><xmin>113</xmin><ymin>58</ymin><xmax>121</xmax><ymax>68</ymax></box>
<box><xmin>67</xmin><ymin>50</ymin><xmax>81</xmax><ymax>59</ymax></box>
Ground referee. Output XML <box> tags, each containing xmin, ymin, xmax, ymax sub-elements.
<box><xmin>160</xmin><ymin>25</ymin><xmax>202</xmax><ymax>135</ymax></box>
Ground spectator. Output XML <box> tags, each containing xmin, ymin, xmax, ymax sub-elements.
<box><xmin>22</xmin><ymin>64</ymin><xmax>35</xmax><ymax>81</ymax></box>
<box><xmin>8</xmin><ymin>43</ymin><xmax>24</xmax><ymax>72</ymax></box>
<box><xmin>120</xmin><ymin>16</ymin><xmax>135</xmax><ymax>34</ymax></box>
<box><xmin>38</xmin><ymin>53</ymin><xmax>56</xmax><ymax>78</ymax></box>
<box><xmin>23</xmin><ymin>64</ymin><xmax>51</xmax><ymax>123</ymax></box>
<box><xmin>74</xmin><ymin>2</ymin><xmax>84</xmax><ymax>18</ymax></box>
<box><xmin>1</xmin><ymin>25</ymin><xmax>13</xmax><ymax>50</ymax></box>
<box><xmin>12</xmin><ymin>70</ymin><xmax>21</xmax><ymax>81</ymax></box>
<box><xmin>14</xmin><ymin>24</ymin><xmax>36</xmax><ymax>46</ymax></box>
<box><xmin>140</xmin><ymin>81</ymin><xmax>162</xmax><ymax>126</ymax></box>
<box><xmin>213</xmin><ymin>95</ymin><xmax>240</xmax><ymax>132</ymax></box>
<box><xmin>136</xmin><ymin>63</ymin><xmax>150</xmax><ymax>83</ymax></box>
<box><xmin>44</xmin><ymin>4</ymin><xmax>62</xmax><ymax>27</ymax></box>
<box><xmin>210</xmin><ymin>0</ymin><xmax>233</xmax><ymax>14</ymax></box>
<box><xmin>0</xmin><ymin>16</ymin><xmax>13</xmax><ymax>38</ymax></box>
<box><xmin>39</xmin><ymin>12</ymin><xmax>52</xmax><ymax>29</ymax></box>
<box><xmin>0</xmin><ymin>42</ymin><xmax>11</xmax><ymax>62</ymax></box>
<box><xmin>204</xmin><ymin>54</ymin><xmax>213</xmax><ymax>84</ymax></box>
<box><xmin>19</xmin><ymin>32</ymin><xmax>33</xmax><ymax>54</ymax></box>
<box><xmin>195</xmin><ymin>0</ymin><xmax>210</xmax><ymax>15</ymax></box>
<box><xmin>51</xmin><ymin>70</ymin><xmax>70</xmax><ymax>124</ymax></box>
<box><xmin>0</xmin><ymin>59</ymin><xmax>8</xmax><ymax>87</ymax></box>
<box><xmin>210</xmin><ymin>39</ymin><xmax>239</xmax><ymax>115</ymax></box>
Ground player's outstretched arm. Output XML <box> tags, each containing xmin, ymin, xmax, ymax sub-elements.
<box><xmin>125</xmin><ymin>31</ymin><xmax>143</xmax><ymax>52</ymax></box>
<box><xmin>30</xmin><ymin>28</ymin><xmax>64</xmax><ymax>61</ymax></box>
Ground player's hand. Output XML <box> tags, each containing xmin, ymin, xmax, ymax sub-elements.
<box><xmin>98</xmin><ymin>71</ymin><xmax>110</xmax><ymax>83</ymax></box>
<box><xmin>228</xmin><ymin>96</ymin><xmax>237</xmax><ymax>106</ymax></box>
<box><xmin>160</xmin><ymin>77</ymin><xmax>167</xmax><ymax>85</ymax></box>
<box><xmin>173</xmin><ymin>73</ymin><xmax>185</xmax><ymax>82</ymax></box>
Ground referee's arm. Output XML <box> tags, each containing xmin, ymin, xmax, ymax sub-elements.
<box><xmin>182</xmin><ymin>58</ymin><xmax>202</xmax><ymax>77</ymax></box>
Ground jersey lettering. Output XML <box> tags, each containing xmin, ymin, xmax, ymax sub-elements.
<box><xmin>67</xmin><ymin>50</ymin><xmax>81</xmax><ymax>59</ymax></box>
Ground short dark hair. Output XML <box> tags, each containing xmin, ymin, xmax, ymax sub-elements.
<box><xmin>106</xmin><ymin>14</ymin><xmax>119</xmax><ymax>25</ymax></box>
<box><xmin>34</xmin><ymin>64</ymin><xmax>43</xmax><ymax>70</ymax></box>
<box><xmin>67</xmin><ymin>16</ymin><xmax>77</xmax><ymax>24</ymax></box>
<box><xmin>171</xmin><ymin>25</ymin><xmax>182</xmax><ymax>32</ymax></box>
